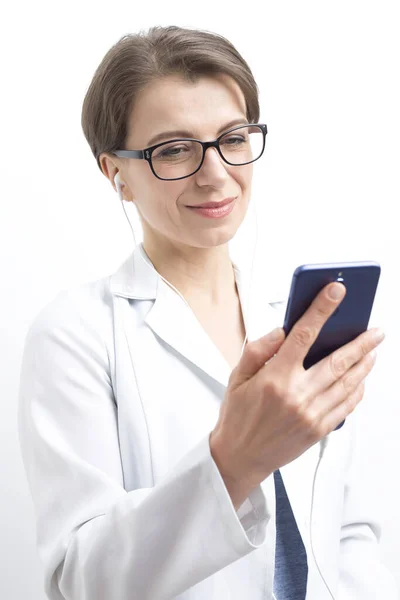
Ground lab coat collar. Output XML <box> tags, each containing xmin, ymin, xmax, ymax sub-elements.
<box><xmin>109</xmin><ymin>242</ymin><xmax>280</xmax><ymax>306</ymax></box>
<box><xmin>110</xmin><ymin>242</ymin><xmax>282</xmax><ymax>388</ymax></box>
<box><xmin>109</xmin><ymin>242</ymin><xmax>159</xmax><ymax>301</ymax></box>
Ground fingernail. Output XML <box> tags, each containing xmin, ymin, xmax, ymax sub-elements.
<box><xmin>374</xmin><ymin>328</ymin><xmax>385</xmax><ymax>342</ymax></box>
<box><xmin>269</xmin><ymin>327</ymin><xmax>284</xmax><ymax>341</ymax></box>
<box><xmin>328</xmin><ymin>283</ymin><xmax>345</xmax><ymax>301</ymax></box>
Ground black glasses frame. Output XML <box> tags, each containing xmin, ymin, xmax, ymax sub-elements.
<box><xmin>112</xmin><ymin>123</ymin><xmax>268</xmax><ymax>181</ymax></box>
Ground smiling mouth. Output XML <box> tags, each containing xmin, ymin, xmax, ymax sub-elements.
<box><xmin>186</xmin><ymin>197</ymin><xmax>236</xmax><ymax>208</ymax></box>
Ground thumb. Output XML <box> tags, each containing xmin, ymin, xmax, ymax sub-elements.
<box><xmin>232</xmin><ymin>327</ymin><xmax>286</xmax><ymax>386</ymax></box>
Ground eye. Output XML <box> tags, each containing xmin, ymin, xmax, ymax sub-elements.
<box><xmin>221</xmin><ymin>135</ymin><xmax>247</xmax><ymax>146</ymax></box>
<box><xmin>160</xmin><ymin>146</ymin><xmax>186</xmax><ymax>157</ymax></box>
<box><xmin>153</xmin><ymin>143</ymin><xmax>192</xmax><ymax>160</ymax></box>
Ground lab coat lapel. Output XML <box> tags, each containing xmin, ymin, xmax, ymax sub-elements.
<box><xmin>144</xmin><ymin>252</ymin><xmax>288</xmax><ymax>388</ymax></box>
<box><xmin>145</xmin><ymin>257</ymin><xmax>278</xmax><ymax>387</ymax></box>
<box><xmin>145</xmin><ymin>279</ymin><xmax>232</xmax><ymax>388</ymax></box>
<box><xmin>110</xmin><ymin>243</ymin><xmax>234</xmax><ymax>387</ymax></box>
<box><xmin>110</xmin><ymin>243</ymin><xmax>283</xmax><ymax>388</ymax></box>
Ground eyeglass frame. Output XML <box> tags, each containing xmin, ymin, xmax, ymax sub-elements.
<box><xmin>111</xmin><ymin>122</ymin><xmax>268</xmax><ymax>181</ymax></box>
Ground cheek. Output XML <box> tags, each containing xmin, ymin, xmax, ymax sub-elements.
<box><xmin>244</xmin><ymin>163</ymin><xmax>254</xmax><ymax>182</ymax></box>
<box><xmin>138</xmin><ymin>181</ymin><xmax>187</xmax><ymax>225</ymax></box>
<box><xmin>235</xmin><ymin>164</ymin><xmax>253</xmax><ymax>194</ymax></box>
<box><xmin>159</xmin><ymin>182</ymin><xmax>188</xmax><ymax>215</ymax></box>
<box><xmin>158</xmin><ymin>180</ymin><xmax>192</xmax><ymax>214</ymax></box>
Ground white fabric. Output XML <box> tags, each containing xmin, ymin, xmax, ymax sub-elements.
<box><xmin>17</xmin><ymin>242</ymin><xmax>398</xmax><ymax>600</ymax></box>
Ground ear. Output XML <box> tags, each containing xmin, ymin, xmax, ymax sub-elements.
<box><xmin>117</xmin><ymin>178</ymin><xmax>135</xmax><ymax>203</ymax></box>
<box><xmin>99</xmin><ymin>153</ymin><xmax>135</xmax><ymax>202</ymax></box>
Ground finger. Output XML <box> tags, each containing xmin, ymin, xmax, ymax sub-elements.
<box><xmin>278</xmin><ymin>282</ymin><xmax>346</xmax><ymax>367</ymax></box>
<box><xmin>306</xmin><ymin>327</ymin><xmax>385</xmax><ymax>395</ymax></box>
<box><xmin>232</xmin><ymin>327</ymin><xmax>286</xmax><ymax>387</ymax></box>
<box><xmin>315</xmin><ymin>350</ymin><xmax>376</xmax><ymax>424</ymax></box>
<box><xmin>320</xmin><ymin>382</ymin><xmax>365</xmax><ymax>436</ymax></box>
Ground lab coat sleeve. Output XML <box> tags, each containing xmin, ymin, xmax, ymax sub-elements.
<box><xmin>17</xmin><ymin>289</ymin><xmax>271</xmax><ymax>600</ymax></box>
<box><xmin>337</xmin><ymin>407</ymin><xmax>399</xmax><ymax>599</ymax></box>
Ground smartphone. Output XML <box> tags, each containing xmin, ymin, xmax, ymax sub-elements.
<box><xmin>283</xmin><ymin>261</ymin><xmax>381</xmax><ymax>431</ymax></box>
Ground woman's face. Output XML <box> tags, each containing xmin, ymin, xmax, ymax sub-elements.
<box><xmin>107</xmin><ymin>73</ymin><xmax>254</xmax><ymax>251</ymax></box>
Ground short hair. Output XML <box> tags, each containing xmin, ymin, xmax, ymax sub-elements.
<box><xmin>81</xmin><ymin>25</ymin><xmax>260</xmax><ymax>173</ymax></box>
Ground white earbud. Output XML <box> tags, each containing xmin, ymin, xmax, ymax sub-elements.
<box><xmin>114</xmin><ymin>172</ymin><xmax>125</xmax><ymax>201</ymax></box>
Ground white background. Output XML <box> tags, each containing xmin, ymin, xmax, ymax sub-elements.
<box><xmin>1</xmin><ymin>1</ymin><xmax>399</xmax><ymax>598</ymax></box>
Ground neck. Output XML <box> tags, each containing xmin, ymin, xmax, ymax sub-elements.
<box><xmin>141</xmin><ymin>238</ymin><xmax>238</xmax><ymax>308</ymax></box>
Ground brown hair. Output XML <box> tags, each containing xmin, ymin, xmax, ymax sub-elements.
<box><xmin>81</xmin><ymin>25</ymin><xmax>260</xmax><ymax>173</ymax></box>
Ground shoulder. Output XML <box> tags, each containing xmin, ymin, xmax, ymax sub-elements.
<box><xmin>25</xmin><ymin>275</ymin><xmax>114</xmax><ymax>352</ymax></box>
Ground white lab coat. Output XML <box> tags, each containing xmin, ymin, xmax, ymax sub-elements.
<box><xmin>18</xmin><ymin>242</ymin><xmax>398</xmax><ymax>600</ymax></box>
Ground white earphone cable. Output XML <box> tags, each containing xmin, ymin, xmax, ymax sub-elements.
<box><xmin>310</xmin><ymin>436</ymin><xmax>336</xmax><ymax>599</ymax></box>
<box><xmin>114</xmin><ymin>172</ymin><xmax>257</xmax><ymax>357</ymax></box>
<box><xmin>114</xmin><ymin>172</ymin><xmax>335</xmax><ymax>599</ymax></box>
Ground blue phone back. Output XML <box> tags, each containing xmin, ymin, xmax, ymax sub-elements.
<box><xmin>283</xmin><ymin>261</ymin><xmax>380</xmax><ymax>431</ymax></box>
<box><xmin>283</xmin><ymin>261</ymin><xmax>381</xmax><ymax>370</ymax></box>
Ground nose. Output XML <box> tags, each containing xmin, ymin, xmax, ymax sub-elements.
<box><xmin>195</xmin><ymin>145</ymin><xmax>228</xmax><ymax>185</ymax></box>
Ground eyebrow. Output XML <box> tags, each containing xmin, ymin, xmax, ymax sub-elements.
<box><xmin>146</xmin><ymin>118</ymin><xmax>249</xmax><ymax>147</ymax></box>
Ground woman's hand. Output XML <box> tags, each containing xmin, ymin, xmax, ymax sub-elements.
<box><xmin>210</xmin><ymin>282</ymin><xmax>384</xmax><ymax>508</ymax></box>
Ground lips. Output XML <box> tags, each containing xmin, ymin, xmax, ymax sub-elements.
<box><xmin>187</xmin><ymin>197</ymin><xmax>236</xmax><ymax>209</ymax></box>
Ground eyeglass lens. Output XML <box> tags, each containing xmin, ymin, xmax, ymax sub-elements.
<box><xmin>150</xmin><ymin>125</ymin><xmax>264</xmax><ymax>180</ymax></box>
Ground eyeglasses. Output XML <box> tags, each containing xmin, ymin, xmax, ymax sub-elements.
<box><xmin>112</xmin><ymin>123</ymin><xmax>267</xmax><ymax>181</ymax></box>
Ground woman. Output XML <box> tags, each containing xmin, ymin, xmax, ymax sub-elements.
<box><xmin>17</xmin><ymin>25</ymin><xmax>397</xmax><ymax>600</ymax></box>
